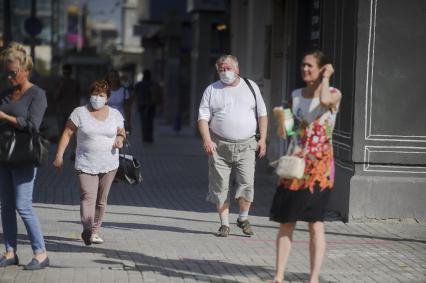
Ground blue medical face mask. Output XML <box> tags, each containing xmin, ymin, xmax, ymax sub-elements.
<box><xmin>90</xmin><ymin>95</ymin><xmax>107</xmax><ymax>110</ymax></box>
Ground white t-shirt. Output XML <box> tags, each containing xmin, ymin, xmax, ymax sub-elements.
<box><xmin>109</xmin><ymin>87</ymin><xmax>130</xmax><ymax>117</ymax></box>
<box><xmin>292</xmin><ymin>88</ymin><xmax>340</xmax><ymax>125</ymax></box>
<box><xmin>198</xmin><ymin>79</ymin><xmax>267</xmax><ymax>141</ymax></box>
<box><xmin>69</xmin><ymin>105</ymin><xmax>124</xmax><ymax>174</ymax></box>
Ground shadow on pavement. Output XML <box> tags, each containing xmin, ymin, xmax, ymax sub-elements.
<box><xmin>59</xmin><ymin>220</ymin><xmax>215</xmax><ymax>236</ymax></box>
<box><xmin>295</xmin><ymin>227</ymin><xmax>426</xmax><ymax>244</ymax></box>
<box><xmin>39</xmin><ymin>234</ymin><xmax>274</xmax><ymax>283</ymax></box>
<box><xmin>33</xmin><ymin>123</ymin><xmax>279</xmax><ymax>218</ymax></box>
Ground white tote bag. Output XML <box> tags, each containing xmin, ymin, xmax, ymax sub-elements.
<box><xmin>270</xmin><ymin>125</ymin><xmax>313</xmax><ymax>179</ymax></box>
<box><xmin>274</xmin><ymin>155</ymin><xmax>305</xmax><ymax>179</ymax></box>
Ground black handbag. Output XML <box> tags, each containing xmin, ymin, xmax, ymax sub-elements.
<box><xmin>115</xmin><ymin>139</ymin><xmax>143</xmax><ymax>185</ymax></box>
<box><xmin>0</xmin><ymin>128</ymin><xmax>49</xmax><ymax>167</ymax></box>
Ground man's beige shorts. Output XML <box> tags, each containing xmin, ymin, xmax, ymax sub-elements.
<box><xmin>206</xmin><ymin>134</ymin><xmax>257</xmax><ymax>206</ymax></box>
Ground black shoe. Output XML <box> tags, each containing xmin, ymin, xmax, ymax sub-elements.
<box><xmin>0</xmin><ymin>255</ymin><xmax>19</xmax><ymax>267</ymax></box>
<box><xmin>24</xmin><ymin>257</ymin><xmax>49</xmax><ymax>270</ymax></box>
<box><xmin>81</xmin><ymin>229</ymin><xmax>92</xmax><ymax>246</ymax></box>
<box><xmin>236</xmin><ymin>218</ymin><xmax>254</xmax><ymax>236</ymax></box>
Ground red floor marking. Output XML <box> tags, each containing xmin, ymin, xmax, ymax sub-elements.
<box><xmin>227</xmin><ymin>236</ymin><xmax>390</xmax><ymax>245</ymax></box>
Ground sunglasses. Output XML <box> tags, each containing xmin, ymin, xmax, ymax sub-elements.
<box><xmin>6</xmin><ymin>70</ymin><xmax>19</xmax><ymax>79</ymax></box>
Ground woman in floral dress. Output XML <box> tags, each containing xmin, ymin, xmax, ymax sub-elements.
<box><xmin>270</xmin><ymin>50</ymin><xmax>342</xmax><ymax>283</ymax></box>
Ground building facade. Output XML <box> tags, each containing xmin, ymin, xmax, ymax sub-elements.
<box><xmin>225</xmin><ymin>0</ymin><xmax>426</xmax><ymax>222</ymax></box>
<box><xmin>187</xmin><ymin>0</ymin><xmax>230</xmax><ymax>129</ymax></box>
<box><xmin>115</xmin><ymin>0</ymin><xmax>143</xmax><ymax>83</ymax></box>
<box><xmin>136</xmin><ymin>0</ymin><xmax>192</xmax><ymax>127</ymax></box>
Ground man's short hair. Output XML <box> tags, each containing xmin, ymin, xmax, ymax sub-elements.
<box><xmin>143</xmin><ymin>69</ymin><xmax>151</xmax><ymax>80</ymax></box>
<box><xmin>62</xmin><ymin>64</ymin><xmax>72</xmax><ymax>74</ymax></box>
<box><xmin>215</xmin><ymin>55</ymin><xmax>239</xmax><ymax>71</ymax></box>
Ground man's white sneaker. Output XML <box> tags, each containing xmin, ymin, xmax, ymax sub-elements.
<box><xmin>90</xmin><ymin>234</ymin><xmax>104</xmax><ymax>244</ymax></box>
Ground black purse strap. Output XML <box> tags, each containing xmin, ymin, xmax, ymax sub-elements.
<box><xmin>119</xmin><ymin>138</ymin><xmax>132</xmax><ymax>181</ymax></box>
<box><xmin>120</xmin><ymin>138</ymin><xmax>134</xmax><ymax>158</ymax></box>
<box><xmin>243</xmin><ymin>78</ymin><xmax>259</xmax><ymax>138</ymax></box>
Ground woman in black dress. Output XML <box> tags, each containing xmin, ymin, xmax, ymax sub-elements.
<box><xmin>270</xmin><ymin>50</ymin><xmax>342</xmax><ymax>283</ymax></box>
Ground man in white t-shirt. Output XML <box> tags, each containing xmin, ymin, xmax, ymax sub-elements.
<box><xmin>198</xmin><ymin>55</ymin><xmax>268</xmax><ymax>237</ymax></box>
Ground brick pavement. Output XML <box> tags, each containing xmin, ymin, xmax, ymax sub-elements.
<box><xmin>0</xmin><ymin>117</ymin><xmax>425</xmax><ymax>283</ymax></box>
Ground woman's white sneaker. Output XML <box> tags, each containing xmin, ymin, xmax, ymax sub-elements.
<box><xmin>90</xmin><ymin>234</ymin><xmax>104</xmax><ymax>244</ymax></box>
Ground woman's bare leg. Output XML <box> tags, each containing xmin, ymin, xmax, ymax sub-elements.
<box><xmin>272</xmin><ymin>222</ymin><xmax>296</xmax><ymax>282</ymax></box>
<box><xmin>308</xmin><ymin>221</ymin><xmax>326</xmax><ymax>283</ymax></box>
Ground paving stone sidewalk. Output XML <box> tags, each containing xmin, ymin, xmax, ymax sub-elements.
<box><xmin>0</xmin><ymin>119</ymin><xmax>425</xmax><ymax>283</ymax></box>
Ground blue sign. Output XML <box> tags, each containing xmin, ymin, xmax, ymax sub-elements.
<box><xmin>24</xmin><ymin>17</ymin><xmax>43</xmax><ymax>36</ymax></box>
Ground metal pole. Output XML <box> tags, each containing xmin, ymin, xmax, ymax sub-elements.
<box><xmin>77</xmin><ymin>0</ymin><xmax>82</xmax><ymax>51</ymax></box>
<box><xmin>30</xmin><ymin>0</ymin><xmax>37</xmax><ymax>64</ymax></box>
<box><xmin>3</xmin><ymin>0</ymin><xmax>12</xmax><ymax>47</ymax></box>
<box><xmin>51</xmin><ymin>0</ymin><xmax>54</xmax><ymax>50</ymax></box>
<box><xmin>50</xmin><ymin>0</ymin><xmax>58</xmax><ymax>73</ymax></box>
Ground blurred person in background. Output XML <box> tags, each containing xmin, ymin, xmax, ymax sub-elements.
<box><xmin>134</xmin><ymin>70</ymin><xmax>162</xmax><ymax>143</ymax></box>
<box><xmin>55</xmin><ymin>64</ymin><xmax>81</xmax><ymax>158</ymax></box>
<box><xmin>55</xmin><ymin>64</ymin><xmax>81</xmax><ymax>133</ymax></box>
<box><xmin>120</xmin><ymin>73</ymin><xmax>133</xmax><ymax>95</ymax></box>
<box><xmin>105</xmin><ymin>70</ymin><xmax>132</xmax><ymax>134</ymax></box>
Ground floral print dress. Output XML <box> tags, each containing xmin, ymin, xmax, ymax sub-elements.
<box><xmin>270</xmin><ymin>87</ymin><xmax>340</xmax><ymax>223</ymax></box>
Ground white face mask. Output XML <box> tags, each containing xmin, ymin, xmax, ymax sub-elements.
<box><xmin>219</xmin><ymin>71</ymin><xmax>237</xmax><ymax>85</ymax></box>
<box><xmin>90</xmin><ymin>95</ymin><xmax>107</xmax><ymax>110</ymax></box>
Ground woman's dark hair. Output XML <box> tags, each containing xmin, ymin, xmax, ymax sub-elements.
<box><xmin>89</xmin><ymin>80</ymin><xmax>111</xmax><ymax>98</ymax></box>
<box><xmin>143</xmin><ymin>69</ymin><xmax>151</xmax><ymax>80</ymax></box>
<box><xmin>62</xmin><ymin>63</ymin><xmax>72</xmax><ymax>73</ymax></box>
<box><xmin>104</xmin><ymin>69</ymin><xmax>120</xmax><ymax>85</ymax></box>
<box><xmin>302</xmin><ymin>49</ymin><xmax>329</xmax><ymax>68</ymax></box>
